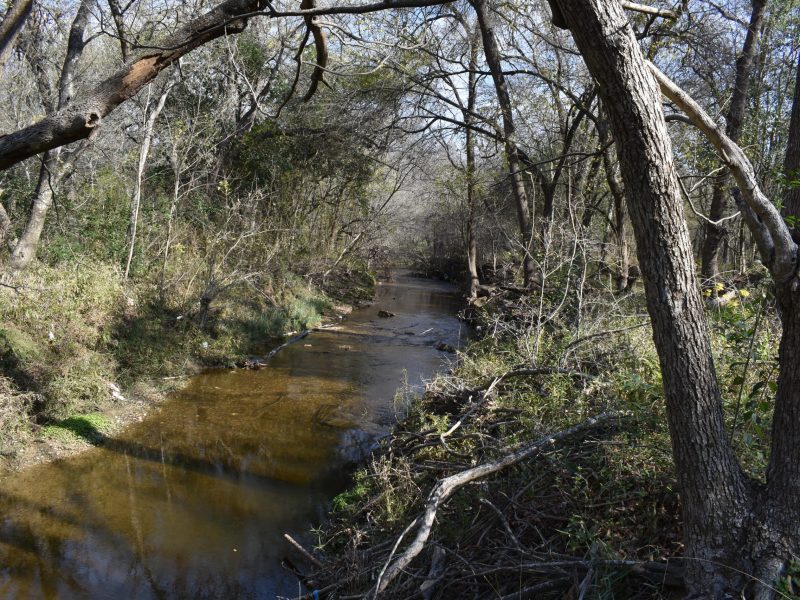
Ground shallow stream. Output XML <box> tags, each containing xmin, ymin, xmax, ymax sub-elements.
<box><xmin>0</xmin><ymin>272</ymin><xmax>464</xmax><ymax>599</ymax></box>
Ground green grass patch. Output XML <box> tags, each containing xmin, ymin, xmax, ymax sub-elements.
<box><xmin>41</xmin><ymin>412</ymin><xmax>112</xmax><ymax>444</ymax></box>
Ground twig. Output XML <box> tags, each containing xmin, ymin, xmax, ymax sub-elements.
<box><xmin>678</xmin><ymin>175</ymin><xmax>741</xmax><ymax>227</ymax></box>
<box><xmin>368</xmin><ymin>411</ymin><xmax>621</xmax><ymax>597</ymax></box>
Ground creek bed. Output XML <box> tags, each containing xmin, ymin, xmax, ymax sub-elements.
<box><xmin>0</xmin><ymin>272</ymin><xmax>465</xmax><ymax>599</ymax></box>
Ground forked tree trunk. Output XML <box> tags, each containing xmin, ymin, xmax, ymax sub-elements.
<box><xmin>471</xmin><ymin>0</ymin><xmax>535</xmax><ymax>288</ymax></box>
<box><xmin>699</xmin><ymin>0</ymin><xmax>768</xmax><ymax>282</ymax></box>
<box><xmin>555</xmin><ymin>0</ymin><xmax>756</xmax><ymax>595</ymax></box>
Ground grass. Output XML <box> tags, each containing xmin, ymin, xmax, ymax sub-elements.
<box><xmin>41</xmin><ymin>413</ymin><xmax>112</xmax><ymax>444</ymax></box>
<box><xmin>310</xmin><ymin>285</ymin><xmax>760</xmax><ymax>598</ymax></box>
<box><xmin>307</xmin><ymin>273</ymin><xmax>791</xmax><ymax>597</ymax></box>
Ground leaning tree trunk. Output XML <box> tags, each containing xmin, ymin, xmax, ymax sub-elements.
<box><xmin>471</xmin><ymin>0</ymin><xmax>535</xmax><ymax>288</ymax></box>
<box><xmin>748</xmin><ymin>51</ymin><xmax>800</xmax><ymax>599</ymax></box>
<box><xmin>699</xmin><ymin>0</ymin><xmax>768</xmax><ymax>282</ymax></box>
<box><xmin>554</xmin><ymin>0</ymin><xmax>753</xmax><ymax>595</ymax></box>
<box><xmin>0</xmin><ymin>0</ymin><xmax>33</xmax><ymax>69</ymax></box>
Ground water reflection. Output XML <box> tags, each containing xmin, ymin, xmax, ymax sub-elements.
<box><xmin>0</xmin><ymin>273</ymin><xmax>464</xmax><ymax>599</ymax></box>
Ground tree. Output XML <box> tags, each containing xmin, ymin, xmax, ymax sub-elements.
<box><xmin>0</xmin><ymin>0</ymin><xmax>32</xmax><ymax>69</ymax></box>
<box><xmin>470</xmin><ymin>0</ymin><xmax>535</xmax><ymax>288</ymax></box>
<box><xmin>555</xmin><ymin>0</ymin><xmax>799</xmax><ymax>595</ymax></box>
<box><xmin>9</xmin><ymin>0</ymin><xmax>92</xmax><ymax>268</ymax></box>
<box><xmin>699</xmin><ymin>0</ymin><xmax>769</xmax><ymax>282</ymax></box>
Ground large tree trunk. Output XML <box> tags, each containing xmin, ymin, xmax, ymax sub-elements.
<box><xmin>471</xmin><ymin>0</ymin><xmax>535</xmax><ymax>288</ymax></box>
<box><xmin>555</xmin><ymin>0</ymin><xmax>754</xmax><ymax>595</ymax></box>
<box><xmin>699</xmin><ymin>0</ymin><xmax>768</xmax><ymax>282</ymax></box>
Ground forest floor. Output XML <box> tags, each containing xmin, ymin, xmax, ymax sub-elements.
<box><xmin>0</xmin><ymin>263</ymin><xmax>375</xmax><ymax>475</ymax></box>
<box><xmin>298</xmin><ymin>274</ymin><xmax>795</xmax><ymax>599</ymax></box>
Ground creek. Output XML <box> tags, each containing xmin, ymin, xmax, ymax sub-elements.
<box><xmin>0</xmin><ymin>272</ymin><xmax>464</xmax><ymax>599</ymax></box>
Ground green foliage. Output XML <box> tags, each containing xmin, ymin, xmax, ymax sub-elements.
<box><xmin>41</xmin><ymin>412</ymin><xmax>112</xmax><ymax>444</ymax></box>
<box><xmin>0</xmin><ymin>377</ymin><xmax>36</xmax><ymax>455</ymax></box>
<box><xmin>39</xmin><ymin>168</ymin><xmax>131</xmax><ymax>264</ymax></box>
<box><xmin>707</xmin><ymin>285</ymin><xmax>778</xmax><ymax>476</ymax></box>
<box><xmin>331</xmin><ymin>470</ymin><xmax>372</xmax><ymax>513</ymax></box>
<box><xmin>777</xmin><ymin>558</ymin><xmax>800</xmax><ymax>599</ymax></box>
<box><xmin>0</xmin><ymin>257</ymin><xmax>354</xmax><ymax>459</ymax></box>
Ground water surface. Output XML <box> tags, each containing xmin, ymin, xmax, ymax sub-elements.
<box><xmin>0</xmin><ymin>272</ymin><xmax>464</xmax><ymax>599</ymax></box>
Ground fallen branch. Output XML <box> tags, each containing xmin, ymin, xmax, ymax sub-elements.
<box><xmin>284</xmin><ymin>533</ymin><xmax>324</xmax><ymax>568</ymax></box>
<box><xmin>368</xmin><ymin>411</ymin><xmax>621</xmax><ymax>597</ymax></box>
<box><xmin>473</xmin><ymin>367</ymin><xmax>593</xmax><ymax>394</ymax></box>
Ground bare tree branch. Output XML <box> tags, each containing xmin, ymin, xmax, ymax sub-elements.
<box><xmin>648</xmin><ymin>62</ymin><xmax>799</xmax><ymax>283</ymax></box>
<box><xmin>0</xmin><ymin>0</ymin><xmax>455</xmax><ymax>170</ymax></box>
<box><xmin>619</xmin><ymin>1</ymin><xmax>677</xmax><ymax>19</ymax></box>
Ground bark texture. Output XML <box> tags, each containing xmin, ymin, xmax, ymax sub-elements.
<box><xmin>555</xmin><ymin>0</ymin><xmax>753</xmax><ymax>595</ymax></box>
<box><xmin>0</xmin><ymin>0</ymin><xmax>267</xmax><ymax>170</ymax></box>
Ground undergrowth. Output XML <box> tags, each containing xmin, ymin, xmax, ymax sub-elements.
<box><xmin>307</xmin><ymin>276</ymin><xmax>781</xmax><ymax>599</ymax></box>
<box><xmin>0</xmin><ymin>260</ymin><xmax>371</xmax><ymax>461</ymax></box>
